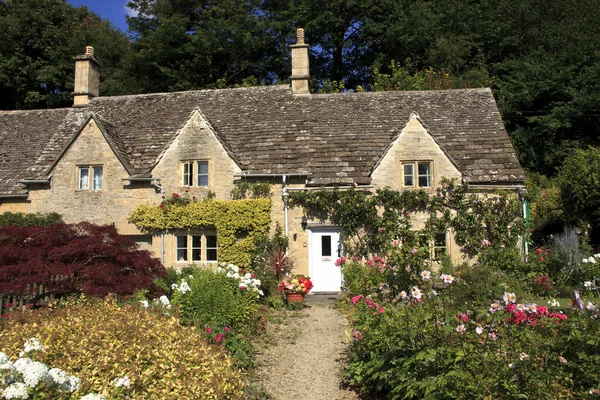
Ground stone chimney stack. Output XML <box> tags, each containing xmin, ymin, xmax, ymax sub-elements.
<box><xmin>73</xmin><ymin>46</ymin><xmax>100</xmax><ymax>107</ymax></box>
<box><xmin>290</xmin><ymin>28</ymin><xmax>310</xmax><ymax>95</ymax></box>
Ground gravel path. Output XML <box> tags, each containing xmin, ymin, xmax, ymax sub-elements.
<box><xmin>257</xmin><ymin>304</ymin><xmax>359</xmax><ymax>400</ymax></box>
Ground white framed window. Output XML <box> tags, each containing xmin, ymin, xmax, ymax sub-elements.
<box><xmin>181</xmin><ymin>161</ymin><xmax>209</xmax><ymax>187</ymax></box>
<box><xmin>175</xmin><ymin>232</ymin><xmax>218</xmax><ymax>263</ymax></box>
<box><xmin>402</xmin><ymin>161</ymin><xmax>432</xmax><ymax>188</ymax></box>
<box><xmin>78</xmin><ymin>166</ymin><xmax>103</xmax><ymax>190</ymax></box>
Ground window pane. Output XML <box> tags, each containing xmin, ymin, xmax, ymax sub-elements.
<box><xmin>176</xmin><ymin>236</ymin><xmax>188</xmax><ymax>262</ymax></box>
<box><xmin>192</xmin><ymin>236</ymin><xmax>201</xmax><ymax>248</ymax></box>
<box><xmin>403</xmin><ymin>164</ymin><xmax>414</xmax><ymax>186</ymax></box>
<box><xmin>192</xmin><ymin>249</ymin><xmax>201</xmax><ymax>261</ymax></box>
<box><xmin>206</xmin><ymin>249</ymin><xmax>218</xmax><ymax>261</ymax></box>
<box><xmin>321</xmin><ymin>235</ymin><xmax>332</xmax><ymax>257</ymax></box>
<box><xmin>92</xmin><ymin>167</ymin><xmax>103</xmax><ymax>190</ymax></box>
<box><xmin>206</xmin><ymin>235</ymin><xmax>217</xmax><ymax>248</ymax></box>
<box><xmin>418</xmin><ymin>163</ymin><xmax>431</xmax><ymax>187</ymax></box>
<box><xmin>79</xmin><ymin>167</ymin><xmax>89</xmax><ymax>190</ymax></box>
<box><xmin>198</xmin><ymin>161</ymin><xmax>209</xmax><ymax>175</ymax></box>
<box><xmin>197</xmin><ymin>161</ymin><xmax>208</xmax><ymax>187</ymax></box>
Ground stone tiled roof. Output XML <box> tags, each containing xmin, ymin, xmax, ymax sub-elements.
<box><xmin>0</xmin><ymin>85</ymin><xmax>524</xmax><ymax>194</ymax></box>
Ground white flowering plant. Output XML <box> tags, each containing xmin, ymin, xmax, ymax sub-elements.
<box><xmin>217</xmin><ymin>262</ymin><xmax>264</xmax><ymax>298</ymax></box>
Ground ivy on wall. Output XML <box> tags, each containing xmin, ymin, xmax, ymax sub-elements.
<box><xmin>127</xmin><ymin>197</ymin><xmax>271</xmax><ymax>267</ymax></box>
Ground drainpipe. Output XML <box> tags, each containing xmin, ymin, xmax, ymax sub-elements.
<box><xmin>517</xmin><ymin>187</ymin><xmax>529</xmax><ymax>260</ymax></box>
<box><xmin>282</xmin><ymin>175</ymin><xmax>289</xmax><ymax>238</ymax></box>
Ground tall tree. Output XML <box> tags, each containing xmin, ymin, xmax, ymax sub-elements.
<box><xmin>0</xmin><ymin>0</ymin><xmax>132</xmax><ymax>110</ymax></box>
<box><xmin>125</xmin><ymin>0</ymin><xmax>279</xmax><ymax>92</ymax></box>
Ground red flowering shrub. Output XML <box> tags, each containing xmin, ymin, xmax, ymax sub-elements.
<box><xmin>0</xmin><ymin>222</ymin><xmax>166</xmax><ymax>298</ymax></box>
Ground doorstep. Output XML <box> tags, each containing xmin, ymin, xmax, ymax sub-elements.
<box><xmin>305</xmin><ymin>292</ymin><xmax>341</xmax><ymax>304</ymax></box>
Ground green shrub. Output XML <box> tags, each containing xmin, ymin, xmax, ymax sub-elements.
<box><xmin>448</xmin><ymin>263</ymin><xmax>529</xmax><ymax>308</ymax></box>
<box><xmin>341</xmin><ymin>259</ymin><xmax>385</xmax><ymax>297</ymax></box>
<box><xmin>170</xmin><ymin>266</ymin><xmax>262</xmax><ymax>336</ymax></box>
<box><xmin>0</xmin><ymin>211</ymin><xmax>62</xmax><ymax>227</ymax></box>
<box><xmin>0</xmin><ymin>298</ymin><xmax>246</xmax><ymax>399</ymax></box>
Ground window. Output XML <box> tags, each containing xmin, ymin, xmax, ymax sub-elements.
<box><xmin>433</xmin><ymin>233</ymin><xmax>447</xmax><ymax>259</ymax></box>
<box><xmin>402</xmin><ymin>162</ymin><xmax>432</xmax><ymax>188</ymax></box>
<box><xmin>181</xmin><ymin>161</ymin><xmax>209</xmax><ymax>187</ymax></box>
<box><xmin>78</xmin><ymin>166</ymin><xmax>103</xmax><ymax>190</ymax></box>
<box><xmin>175</xmin><ymin>232</ymin><xmax>217</xmax><ymax>263</ymax></box>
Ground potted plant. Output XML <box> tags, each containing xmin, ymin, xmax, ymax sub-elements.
<box><xmin>279</xmin><ymin>274</ymin><xmax>314</xmax><ymax>302</ymax></box>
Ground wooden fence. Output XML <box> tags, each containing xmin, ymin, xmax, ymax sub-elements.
<box><xmin>0</xmin><ymin>283</ymin><xmax>55</xmax><ymax>317</ymax></box>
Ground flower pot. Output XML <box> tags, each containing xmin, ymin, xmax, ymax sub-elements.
<box><xmin>286</xmin><ymin>292</ymin><xmax>305</xmax><ymax>303</ymax></box>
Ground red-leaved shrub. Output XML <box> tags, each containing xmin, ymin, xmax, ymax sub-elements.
<box><xmin>0</xmin><ymin>222</ymin><xmax>165</xmax><ymax>297</ymax></box>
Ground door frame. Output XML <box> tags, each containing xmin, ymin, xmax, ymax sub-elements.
<box><xmin>308</xmin><ymin>226</ymin><xmax>343</xmax><ymax>293</ymax></box>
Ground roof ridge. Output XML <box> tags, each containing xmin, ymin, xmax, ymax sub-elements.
<box><xmin>313</xmin><ymin>87</ymin><xmax>492</xmax><ymax>98</ymax></box>
<box><xmin>90</xmin><ymin>84</ymin><xmax>290</xmax><ymax>103</ymax></box>
<box><xmin>0</xmin><ymin>108</ymin><xmax>71</xmax><ymax>114</ymax></box>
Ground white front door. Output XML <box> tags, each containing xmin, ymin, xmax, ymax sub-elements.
<box><xmin>309</xmin><ymin>228</ymin><xmax>342</xmax><ymax>293</ymax></box>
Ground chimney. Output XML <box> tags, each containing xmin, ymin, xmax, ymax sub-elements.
<box><xmin>290</xmin><ymin>28</ymin><xmax>310</xmax><ymax>95</ymax></box>
<box><xmin>73</xmin><ymin>46</ymin><xmax>100</xmax><ymax>107</ymax></box>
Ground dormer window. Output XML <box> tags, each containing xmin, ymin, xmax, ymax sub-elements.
<box><xmin>181</xmin><ymin>161</ymin><xmax>209</xmax><ymax>187</ymax></box>
<box><xmin>78</xmin><ymin>166</ymin><xmax>103</xmax><ymax>190</ymax></box>
<box><xmin>402</xmin><ymin>162</ymin><xmax>431</xmax><ymax>188</ymax></box>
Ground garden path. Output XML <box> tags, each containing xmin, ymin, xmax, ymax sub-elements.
<box><xmin>257</xmin><ymin>304</ymin><xmax>359</xmax><ymax>400</ymax></box>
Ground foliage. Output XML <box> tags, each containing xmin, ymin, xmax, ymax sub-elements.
<box><xmin>342</xmin><ymin>267</ymin><xmax>600</xmax><ymax>399</ymax></box>
<box><xmin>447</xmin><ymin>262</ymin><xmax>529</xmax><ymax>309</ymax></box>
<box><xmin>230</xmin><ymin>182</ymin><xmax>272</xmax><ymax>200</ymax></box>
<box><xmin>170</xmin><ymin>265</ymin><xmax>262</xmax><ymax>337</ymax></box>
<box><xmin>0</xmin><ymin>222</ymin><xmax>165</xmax><ymax>298</ymax></box>
<box><xmin>0</xmin><ymin>212</ymin><xmax>62</xmax><ymax>228</ymax></box>
<box><xmin>557</xmin><ymin>147</ymin><xmax>600</xmax><ymax>245</ymax></box>
<box><xmin>0</xmin><ymin>298</ymin><xmax>246</xmax><ymax>399</ymax></box>
<box><xmin>278</xmin><ymin>274</ymin><xmax>313</xmax><ymax>294</ymax></box>
<box><xmin>127</xmin><ymin>197</ymin><xmax>271</xmax><ymax>267</ymax></box>
<box><xmin>373</xmin><ymin>60</ymin><xmax>492</xmax><ymax>91</ymax></box>
<box><xmin>525</xmin><ymin>172</ymin><xmax>564</xmax><ymax>242</ymax></box>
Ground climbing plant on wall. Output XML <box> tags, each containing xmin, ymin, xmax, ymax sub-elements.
<box><xmin>288</xmin><ymin>180</ymin><xmax>525</xmax><ymax>261</ymax></box>
<box><xmin>127</xmin><ymin>194</ymin><xmax>271</xmax><ymax>267</ymax></box>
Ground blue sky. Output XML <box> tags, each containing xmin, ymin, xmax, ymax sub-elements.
<box><xmin>67</xmin><ymin>0</ymin><xmax>136</xmax><ymax>32</ymax></box>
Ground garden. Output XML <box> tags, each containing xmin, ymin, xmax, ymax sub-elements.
<box><xmin>0</xmin><ymin>174</ymin><xmax>599</xmax><ymax>399</ymax></box>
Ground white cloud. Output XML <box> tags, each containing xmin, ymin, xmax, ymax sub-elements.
<box><xmin>124</xmin><ymin>1</ymin><xmax>138</xmax><ymax>18</ymax></box>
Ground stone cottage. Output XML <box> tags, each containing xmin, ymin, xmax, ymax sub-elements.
<box><xmin>0</xmin><ymin>30</ymin><xmax>525</xmax><ymax>292</ymax></box>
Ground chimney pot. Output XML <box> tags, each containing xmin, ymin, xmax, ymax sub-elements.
<box><xmin>85</xmin><ymin>46</ymin><xmax>94</xmax><ymax>56</ymax></box>
<box><xmin>296</xmin><ymin>28</ymin><xmax>305</xmax><ymax>45</ymax></box>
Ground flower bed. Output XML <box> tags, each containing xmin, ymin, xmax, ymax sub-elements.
<box><xmin>341</xmin><ymin>257</ymin><xmax>600</xmax><ymax>399</ymax></box>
